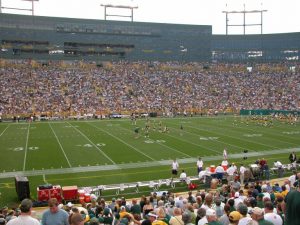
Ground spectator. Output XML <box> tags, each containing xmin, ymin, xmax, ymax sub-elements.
<box><xmin>101</xmin><ymin>208</ymin><xmax>114</xmax><ymax>225</ymax></box>
<box><xmin>283</xmin><ymin>172</ymin><xmax>300</xmax><ymax>225</ymax></box>
<box><xmin>69</xmin><ymin>213</ymin><xmax>84</xmax><ymax>225</ymax></box>
<box><xmin>288</xmin><ymin>171</ymin><xmax>297</xmax><ymax>188</ymax></box>
<box><xmin>148</xmin><ymin>211</ymin><xmax>167</xmax><ymax>225</ymax></box>
<box><xmin>215</xmin><ymin>198</ymin><xmax>225</xmax><ymax>218</ymax></box>
<box><xmin>288</xmin><ymin>152</ymin><xmax>297</xmax><ymax>168</ymax></box>
<box><xmin>197</xmin><ymin>208</ymin><xmax>208</xmax><ymax>225</ymax></box>
<box><xmin>0</xmin><ymin>218</ymin><xmax>6</xmax><ymax>225</ymax></box>
<box><xmin>197</xmin><ymin>157</ymin><xmax>204</xmax><ymax>174</ymax></box>
<box><xmin>206</xmin><ymin>209</ymin><xmax>222</xmax><ymax>225</ymax></box>
<box><xmin>172</xmin><ymin>160</ymin><xmax>179</xmax><ymax>177</ymax></box>
<box><xmin>42</xmin><ymin>198</ymin><xmax>69</xmax><ymax>225</ymax></box>
<box><xmin>227</xmin><ymin>199</ymin><xmax>236</xmax><ymax>213</ymax></box>
<box><xmin>169</xmin><ymin>208</ymin><xmax>183</xmax><ymax>225</ymax></box>
<box><xmin>219</xmin><ymin>204</ymin><xmax>231</xmax><ymax>225</ymax></box>
<box><xmin>182</xmin><ymin>212</ymin><xmax>193</xmax><ymax>225</ymax></box>
<box><xmin>226</xmin><ymin>165</ymin><xmax>236</xmax><ymax>184</ymax></box>
<box><xmin>119</xmin><ymin>206</ymin><xmax>131</xmax><ymax>218</ymax></box>
<box><xmin>143</xmin><ymin>199</ymin><xmax>154</xmax><ymax>217</ymax></box>
<box><xmin>250</xmin><ymin>207</ymin><xmax>273</xmax><ymax>225</ymax></box>
<box><xmin>264</xmin><ymin>201</ymin><xmax>282</xmax><ymax>225</ymax></box>
<box><xmin>237</xmin><ymin>203</ymin><xmax>252</xmax><ymax>225</ymax></box>
<box><xmin>130</xmin><ymin>199</ymin><xmax>142</xmax><ymax>218</ymax></box>
<box><xmin>215</xmin><ymin>164</ymin><xmax>225</xmax><ymax>182</ymax></box>
<box><xmin>228</xmin><ymin>211</ymin><xmax>241</xmax><ymax>225</ymax></box>
<box><xmin>6</xmin><ymin>199</ymin><xmax>39</xmax><ymax>225</ymax></box>
<box><xmin>89</xmin><ymin>217</ymin><xmax>100</xmax><ymax>225</ymax></box>
<box><xmin>239</xmin><ymin>164</ymin><xmax>246</xmax><ymax>186</ymax></box>
<box><xmin>179</xmin><ymin>170</ymin><xmax>187</xmax><ymax>182</ymax></box>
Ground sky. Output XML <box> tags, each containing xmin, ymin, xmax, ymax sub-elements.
<box><xmin>1</xmin><ymin>0</ymin><xmax>299</xmax><ymax>34</ymax></box>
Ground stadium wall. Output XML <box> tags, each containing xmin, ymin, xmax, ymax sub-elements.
<box><xmin>0</xmin><ymin>13</ymin><xmax>211</xmax><ymax>61</ymax></box>
<box><xmin>212</xmin><ymin>33</ymin><xmax>300</xmax><ymax>62</ymax></box>
<box><xmin>0</xmin><ymin>14</ymin><xmax>299</xmax><ymax>62</ymax></box>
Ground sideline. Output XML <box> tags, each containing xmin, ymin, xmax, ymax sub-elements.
<box><xmin>0</xmin><ymin>147</ymin><xmax>299</xmax><ymax>179</ymax></box>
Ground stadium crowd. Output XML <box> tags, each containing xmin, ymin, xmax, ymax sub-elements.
<box><xmin>0</xmin><ymin>171</ymin><xmax>299</xmax><ymax>225</ymax></box>
<box><xmin>0</xmin><ymin>61</ymin><xmax>299</xmax><ymax>117</ymax></box>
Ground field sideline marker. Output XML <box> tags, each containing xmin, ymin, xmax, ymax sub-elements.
<box><xmin>23</xmin><ymin>123</ymin><xmax>30</xmax><ymax>171</ymax></box>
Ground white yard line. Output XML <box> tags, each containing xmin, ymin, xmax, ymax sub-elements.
<box><xmin>43</xmin><ymin>174</ymin><xmax>48</xmax><ymax>183</ymax></box>
<box><xmin>23</xmin><ymin>123</ymin><xmax>30</xmax><ymax>171</ymax></box>
<box><xmin>87</xmin><ymin>122</ymin><xmax>156</xmax><ymax>161</ymax></box>
<box><xmin>48</xmin><ymin>123</ymin><xmax>72</xmax><ymax>168</ymax></box>
<box><xmin>0</xmin><ymin>125</ymin><xmax>10</xmax><ymax>138</ymax></box>
<box><xmin>66</xmin><ymin>122</ymin><xmax>116</xmax><ymax>165</ymax></box>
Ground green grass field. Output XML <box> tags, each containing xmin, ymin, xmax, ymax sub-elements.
<box><xmin>0</xmin><ymin>116</ymin><xmax>299</xmax><ymax>206</ymax></box>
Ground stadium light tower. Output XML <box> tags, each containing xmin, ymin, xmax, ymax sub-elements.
<box><xmin>222</xmin><ymin>4</ymin><xmax>267</xmax><ymax>35</ymax></box>
<box><xmin>23</xmin><ymin>0</ymin><xmax>39</xmax><ymax>16</ymax></box>
<box><xmin>0</xmin><ymin>0</ymin><xmax>39</xmax><ymax>16</ymax></box>
<box><xmin>100</xmin><ymin>4</ymin><xmax>138</xmax><ymax>22</ymax></box>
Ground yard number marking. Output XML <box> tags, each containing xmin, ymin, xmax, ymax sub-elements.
<box><xmin>144</xmin><ymin>139</ymin><xmax>166</xmax><ymax>144</ymax></box>
<box><xmin>243</xmin><ymin>134</ymin><xmax>263</xmax><ymax>137</ymax></box>
<box><xmin>199</xmin><ymin>137</ymin><xmax>219</xmax><ymax>141</ymax></box>
<box><xmin>96</xmin><ymin>143</ymin><xmax>106</xmax><ymax>147</ymax></box>
<box><xmin>13</xmin><ymin>146</ymin><xmax>39</xmax><ymax>151</ymax></box>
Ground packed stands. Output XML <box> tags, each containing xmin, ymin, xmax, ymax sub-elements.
<box><xmin>0</xmin><ymin>61</ymin><xmax>299</xmax><ymax>118</ymax></box>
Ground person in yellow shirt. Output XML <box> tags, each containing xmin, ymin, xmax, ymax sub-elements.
<box><xmin>119</xmin><ymin>206</ymin><xmax>131</xmax><ymax>219</ymax></box>
<box><xmin>280</xmin><ymin>185</ymin><xmax>289</xmax><ymax>198</ymax></box>
<box><xmin>148</xmin><ymin>212</ymin><xmax>168</xmax><ymax>225</ymax></box>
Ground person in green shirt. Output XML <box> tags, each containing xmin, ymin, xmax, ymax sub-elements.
<box><xmin>283</xmin><ymin>173</ymin><xmax>300</xmax><ymax>225</ymax></box>
<box><xmin>256</xmin><ymin>193</ymin><xmax>264</xmax><ymax>209</ymax></box>
<box><xmin>100</xmin><ymin>208</ymin><xmax>113</xmax><ymax>225</ymax></box>
<box><xmin>130</xmin><ymin>199</ymin><xmax>142</xmax><ymax>217</ymax></box>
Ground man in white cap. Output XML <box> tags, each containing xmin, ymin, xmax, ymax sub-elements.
<box><xmin>66</xmin><ymin>202</ymin><xmax>73</xmax><ymax>209</ymax></box>
<box><xmin>206</xmin><ymin>209</ymin><xmax>222</xmax><ymax>225</ymax></box>
<box><xmin>250</xmin><ymin>207</ymin><xmax>273</xmax><ymax>225</ymax></box>
<box><xmin>7</xmin><ymin>199</ymin><xmax>40</xmax><ymax>225</ymax></box>
<box><xmin>148</xmin><ymin>211</ymin><xmax>168</xmax><ymax>225</ymax></box>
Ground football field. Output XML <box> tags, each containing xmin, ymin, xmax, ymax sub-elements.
<box><xmin>0</xmin><ymin>116</ymin><xmax>299</xmax><ymax>205</ymax></box>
